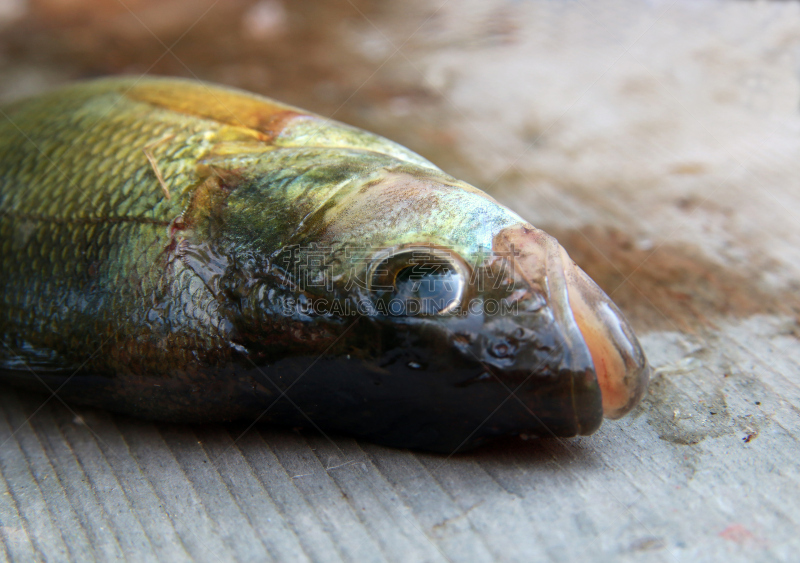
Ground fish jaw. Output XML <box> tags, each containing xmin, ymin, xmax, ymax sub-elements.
<box><xmin>564</xmin><ymin>260</ymin><xmax>651</xmax><ymax>418</ymax></box>
<box><xmin>492</xmin><ymin>223</ymin><xmax>650</xmax><ymax>422</ymax></box>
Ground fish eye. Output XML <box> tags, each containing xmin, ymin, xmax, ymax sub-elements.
<box><xmin>368</xmin><ymin>246</ymin><xmax>469</xmax><ymax>316</ymax></box>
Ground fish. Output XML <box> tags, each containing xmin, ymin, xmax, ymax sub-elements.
<box><xmin>0</xmin><ymin>77</ymin><xmax>650</xmax><ymax>452</ymax></box>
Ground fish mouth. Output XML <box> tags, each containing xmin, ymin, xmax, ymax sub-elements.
<box><xmin>493</xmin><ymin>223</ymin><xmax>650</xmax><ymax>422</ymax></box>
<box><xmin>564</xmin><ymin>258</ymin><xmax>651</xmax><ymax>418</ymax></box>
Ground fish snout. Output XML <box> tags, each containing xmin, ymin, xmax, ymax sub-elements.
<box><xmin>564</xmin><ymin>259</ymin><xmax>651</xmax><ymax>418</ymax></box>
<box><xmin>492</xmin><ymin>223</ymin><xmax>650</xmax><ymax>422</ymax></box>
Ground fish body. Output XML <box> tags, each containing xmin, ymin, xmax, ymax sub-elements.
<box><xmin>0</xmin><ymin>77</ymin><xmax>649</xmax><ymax>452</ymax></box>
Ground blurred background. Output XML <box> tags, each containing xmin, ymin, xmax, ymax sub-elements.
<box><xmin>2</xmin><ymin>0</ymin><xmax>800</xmax><ymax>333</ymax></box>
<box><xmin>2</xmin><ymin>1</ymin><xmax>800</xmax><ymax>561</ymax></box>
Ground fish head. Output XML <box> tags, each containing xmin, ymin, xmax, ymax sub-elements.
<box><xmin>214</xmin><ymin>156</ymin><xmax>649</xmax><ymax>447</ymax></box>
<box><xmin>281</xmin><ymin>162</ymin><xmax>649</xmax><ymax>436</ymax></box>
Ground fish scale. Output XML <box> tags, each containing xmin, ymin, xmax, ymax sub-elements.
<box><xmin>4</xmin><ymin>105</ymin><xmax>202</xmax><ymax>223</ymax></box>
<box><xmin>0</xmin><ymin>86</ymin><xmax>228</xmax><ymax>376</ymax></box>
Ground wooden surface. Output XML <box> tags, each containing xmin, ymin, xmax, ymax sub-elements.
<box><xmin>2</xmin><ymin>0</ymin><xmax>800</xmax><ymax>561</ymax></box>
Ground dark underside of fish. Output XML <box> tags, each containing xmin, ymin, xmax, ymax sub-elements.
<box><xmin>0</xmin><ymin>77</ymin><xmax>649</xmax><ymax>453</ymax></box>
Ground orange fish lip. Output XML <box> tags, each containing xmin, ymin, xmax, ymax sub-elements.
<box><xmin>564</xmin><ymin>260</ymin><xmax>651</xmax><ymax>418</ymax></box>
<box><xmin>492</xmin><ymin>223</ymin><xmax>650</xmax><ymax>420</ymax></box>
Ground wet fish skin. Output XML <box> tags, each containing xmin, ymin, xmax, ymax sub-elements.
<box><xmin>0</xmin><ymin>77</ymin><xmax>649</xmax><ymax>452</ymax></box>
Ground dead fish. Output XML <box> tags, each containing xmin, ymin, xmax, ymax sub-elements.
<box><xmin>0</xmin><ymin>77</ymin><xmax>649</xmax><ymax>452</ymax></box>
